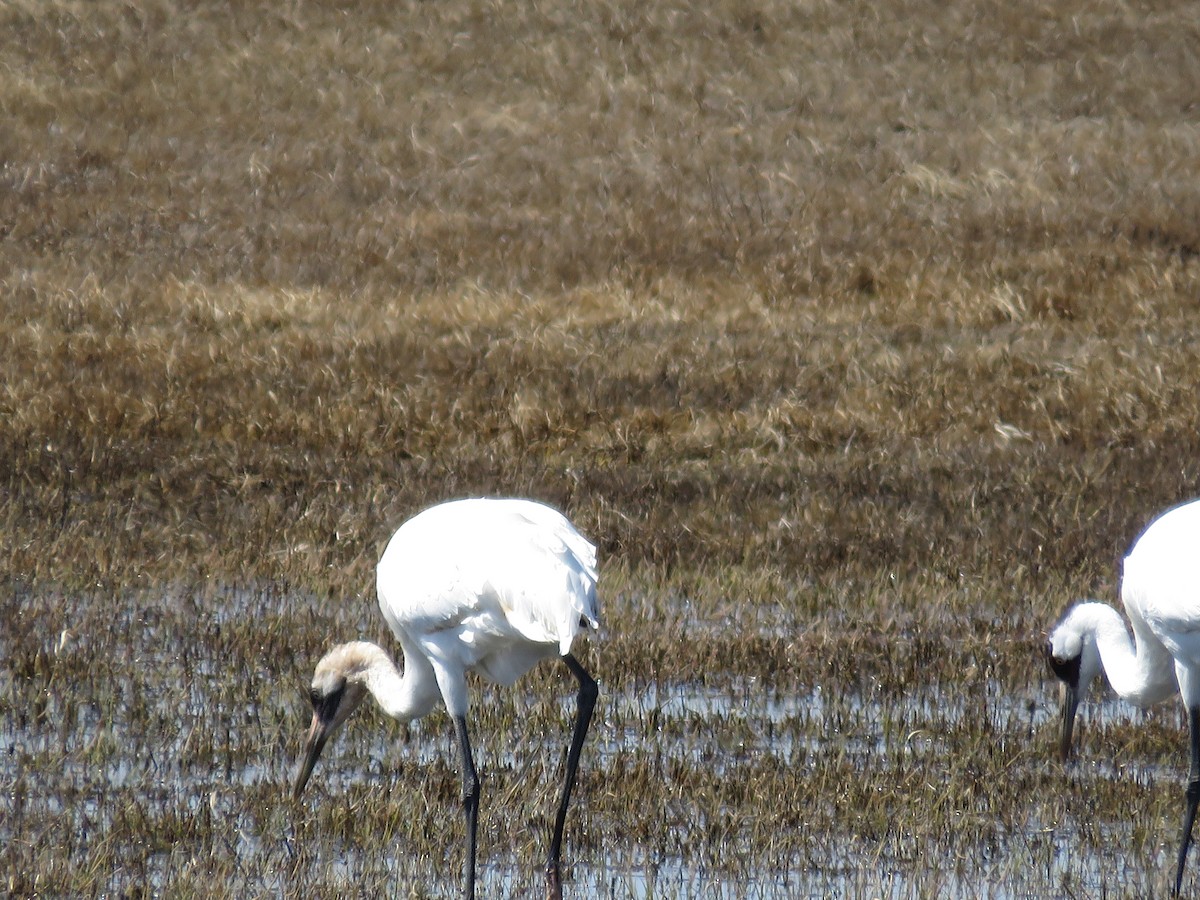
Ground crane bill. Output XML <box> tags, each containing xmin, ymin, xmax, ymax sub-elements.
<box><xmin>293</xmin><ymin>712</ymin><xmax>330</xmax><ymax>800</ymax></box>
<box><xmin>1059</xmin><ymin>682</ymin><xmax>1081</xmax><ymax>762</ymax></box>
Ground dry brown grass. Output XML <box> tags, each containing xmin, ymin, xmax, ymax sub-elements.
<box><xmin>4</xmin><ymin>0</ymin><xmax>1200</xmax><ymax>895</ymax></box>
<box><xmin>3</xmin><ymin>0</ymin><xmax>1199</xmax><ymax>594</ymax></box>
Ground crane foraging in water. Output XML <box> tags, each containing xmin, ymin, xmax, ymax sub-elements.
<box><xmin>293</xmin><ymin>498</ymin><xmax>600</xmax><ymax>900</ymax></box>
<box><xmin>1046</xmin><ymin>498</ymin><xmax>1200</xmax><ymax>896</ymax></box>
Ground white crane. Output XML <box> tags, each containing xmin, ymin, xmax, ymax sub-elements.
<box><xmin>1046</xmin><ymin>497</ymin><xmax>1200</xmax><ymax>896</ymax></box>
<box><xmin>292</xmin><ymin>498</ymin><xmax>601</xmax><ymax>900</ymax></box>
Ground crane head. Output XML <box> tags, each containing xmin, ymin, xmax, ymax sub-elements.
<box><xmin>1045</xmin><ymin>639</ymin><xmax>1083</xmax><ymax>762</ymax></box>
<box><xmin>1045</xmin><ymin>605</ymin><xmax>1104</xmax><ymax>763</ymax></box>
<box><xmin>292</xmin><ymin>644</ymin><xmax>372</xmax><ymax>799</ymax></box>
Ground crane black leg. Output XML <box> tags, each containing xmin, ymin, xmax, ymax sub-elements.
<box><xmin>545</xmin><ymin>653</ymin><xmax>598</xmax><ymax>900</ymax></box>
<box><xmin>453</xmin><ymin>715</ymin><xmax>481</xmax><ymax>900</ymax></box>
<box><xmin>1175</xmin><ymin>706</ymin><xmax>1200</xmax><ymax>897</ymax></box>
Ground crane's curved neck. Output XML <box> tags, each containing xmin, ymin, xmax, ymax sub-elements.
<box><xmin>1078</xmin><ymin>602</ymin><xmax>1175</xmax><ymax>707</ymax></box>
<box><xmin>360</xmin><ymin>641</ymin><xmax>441</xmax><ymax>723</ymax></box>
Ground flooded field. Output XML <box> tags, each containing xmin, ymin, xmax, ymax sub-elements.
<box><xmin>1</xmin><ymin>579</ymin><xmax>1190</xmax><ymax>898</ymax></box>
<box><xmin>5</xmin><ymin>0</ymin><xmax>1200</xmax><ymax>896</ymax></box>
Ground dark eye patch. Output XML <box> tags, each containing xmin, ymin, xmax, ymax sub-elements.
<box><xmin>1045</xmin><ymin>641</ymin><xmax>1082</xmax><ymax>686</ymax></box>
<box><xmin>311</xmin><ymin>683</ymin><xmax>346</xmax><ymax>720</ymax></box>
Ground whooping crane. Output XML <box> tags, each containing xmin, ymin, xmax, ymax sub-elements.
<box><xmin>293</xmin><ymin>498</ymin><xmax>600</xmax><ymax>900</ymax></box>
<box><xmin>1046</xmin><ymin>498</ymin><xmax>1200</xmax><ymax>896</ymax></box>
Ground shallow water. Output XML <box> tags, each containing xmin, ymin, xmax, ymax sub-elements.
<box><xmin>0</xmin><ymin>583</ymin><xmax>1189</xmax><ymax>897</ymax></box>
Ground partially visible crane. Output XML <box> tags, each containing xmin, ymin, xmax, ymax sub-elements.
<box><xmin>1047</xmin><ymin>498</ymin><xmax>1200</xmax><ymax>896</ymax></box>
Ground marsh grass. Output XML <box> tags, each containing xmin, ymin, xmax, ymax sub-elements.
<box><xmin>4</xmin><ymin>0</ymin><xmax>1200</xmax><ymax>896</ymax></box>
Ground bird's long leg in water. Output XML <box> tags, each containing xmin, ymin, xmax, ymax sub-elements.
<box><xmin>454</xmin><ymin>715</ymin><xmax>481</xmax><ymax>900</ymax></box>
<box><xmin>545</xmin><ymin>653</ymin><xmax>598</xmax><ymax>900</ymax></box>
<box><xmin>1175</xmin><ymin>706</ymin><xmax>1200</xmax><ymax>897</ymax></box>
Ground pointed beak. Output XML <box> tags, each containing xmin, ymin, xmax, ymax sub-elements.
<box><xmin>1059</xmin><ymin>681</ymin><xmax>1081</xmax><ymax>762</ymax></box>
<box><xmin>1045</xmin><ymin>641</ymin><xmax>1084</xmax><ymax>763</ymax></box>
<box><xmin>293</xmin><ymin>710</ymin><xmax>330</xmax><ymax>799</ymax></box>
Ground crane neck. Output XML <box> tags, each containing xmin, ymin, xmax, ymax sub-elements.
<box><xmin>358</xmin><ymin>641</ymin><xmax>441</xmax><ymax>723</ymax></box>
<box><xmin>1077</xmin><ymin>601</ymin><xmax>1176</xmax><ymax>708</ymax></box>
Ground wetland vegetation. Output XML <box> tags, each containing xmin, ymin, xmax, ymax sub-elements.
<box><xmin>3</xmin><ymin>0</ymin><xmax>1200</xmax><ymax>896</ymax></box>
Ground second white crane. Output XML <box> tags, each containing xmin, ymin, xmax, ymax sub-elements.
<box><xmin>1046</xmin><ymin>497</ymin><xmax>1200</xmax><ymax>896</ymax></box>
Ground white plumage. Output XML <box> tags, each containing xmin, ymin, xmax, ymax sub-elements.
<box><xmin>1124</xmin><ymin>501</ymin><xmax>1200</xmax><ymax>670</ymax></box>
<box><xmin>1046</xmin><ymin>498</ymin><xmax>1200</xmax><ymax>896</ymax></box>
<box><xmin>378</xmin><ymin>498</ymin><xmax>599</xmax><ymax>684</ymax></box>
<box><xmin>293</xmin><ymin>498</ymin><xmax>601</xmax><ymax>900</ymax></box>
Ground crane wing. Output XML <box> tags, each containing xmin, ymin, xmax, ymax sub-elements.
<box><xmin>377</xmin><ymin>498</ymin><xmax>600</xmax><ymax>656</ymax></box>
<box><xmin>485</xmin><ymin>501</ymin><xmax>599</xmax><ymax>654</ymax></box>
<box><xmin>1123</xmin><ymin>501</ymin><xmax>1200</xmax><ymax>666</ymax></box>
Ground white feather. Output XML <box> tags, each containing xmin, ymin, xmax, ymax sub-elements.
<box><xmin>377</xmin><ymin>497</ymin><xmax>599</xmax><ymax>693</ymax></box>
